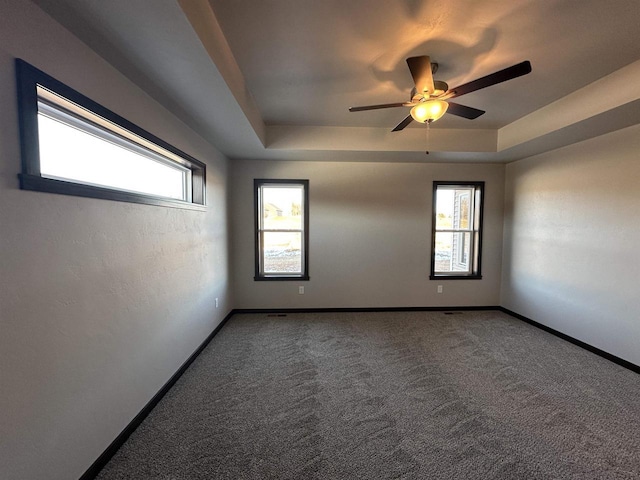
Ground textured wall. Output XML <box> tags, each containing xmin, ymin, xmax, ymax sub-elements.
<box><xmin>231</xmin><ymin>160</ymin><xmax>505</xmax><ymax>309</ymax></box>
<box><xmin>0</xmin><ymin>1</ymin><xmax>230</xmax><ymax>479</ymax></box>
<box><xmin>501</xmin><ymin>124</ymin><xmax>640</xmax><ymax>366</ymax></box>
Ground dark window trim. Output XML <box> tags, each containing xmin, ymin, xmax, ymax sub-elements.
<box><xmin>430</xmin><ymin>181</ymin><xmax>484</xmax><ymax>280</ymax></box>
<box><xmin>15</xmin><ymin>58</ymin><xmax>206</xmax><ymax>210</ymax></box>
<box><xmin>254</xmin><ymin>179</ymin><xmax>310</xmax><ymax>281</ymax></box>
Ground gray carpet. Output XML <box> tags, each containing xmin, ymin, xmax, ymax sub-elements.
<box><xmin>96</xmin><ymin>310</ymin><xmax>640</xmax><ymax>479</ymax></box>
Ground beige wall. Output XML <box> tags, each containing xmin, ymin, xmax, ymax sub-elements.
<box><xmin>231</xmin><ymin>160</ymin><xmax>505</xmax><ymax>309</ymax></box>
<box><xmin>501</xmin><ymin>124</ymin><xmax>640</xmax><ymax>366</ymax></box>
<box><xmin>0</xmin><ymin>1</ymin><xmax>231</xmax><ymax>479</ymax></box>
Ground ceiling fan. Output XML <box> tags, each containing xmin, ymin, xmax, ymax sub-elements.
<box><xmin>349</xmin><ymin>56</ymin><xmax>532</xmax><ymax>131</ymax></box>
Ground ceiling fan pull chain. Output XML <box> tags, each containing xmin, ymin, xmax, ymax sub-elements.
<box><xmin>425</xmin><ymin>120</ymin><xmax>430</xmax><ymax>155</ymax></box>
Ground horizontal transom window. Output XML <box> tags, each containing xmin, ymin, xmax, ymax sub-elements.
<box><xmin>16</xmin><ymin>59</ymin><xmax>206</xmax><ymax>209</ymax></box>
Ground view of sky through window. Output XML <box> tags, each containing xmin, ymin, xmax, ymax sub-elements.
<box><xmin>38</xmin><ymin>113</ymin><xmax>186</xmax><ymax>200</ymax></box>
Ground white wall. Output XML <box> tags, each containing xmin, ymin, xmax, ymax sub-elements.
<box><xmin>231</xmin><ymin>160</ymin><xmax>505</xmax><ymax>309</ymax></box>
<box><xmin>0</xmin><ymin>1</ymin><xmax>231</xmax><ymax>479</ymax></box>
<box><xmin>501</xmin><ymin>124</ymin><xmax>640</xmax><ymax>366</ymax></box>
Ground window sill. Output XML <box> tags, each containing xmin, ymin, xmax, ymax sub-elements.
<box><xmin>254</xmin><ymin>275</ymin><xmax>310</xmax><ymax>281</ymax></box>
<box><xmin>430</xmin><ymin>274</ymin><xmax>483</xmax><ymax>280</ymax></box>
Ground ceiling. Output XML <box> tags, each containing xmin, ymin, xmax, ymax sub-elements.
<box><xmin>32</xmin><ymin>0</ymin><xmax>640</xmax><ymax>163</ymax></box>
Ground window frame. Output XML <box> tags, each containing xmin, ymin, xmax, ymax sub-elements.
<box><xmin>15</xmin><ymin>59</ymin><xmax>206</xmax><ymax>210</ymax></box>
<box><xmin>430</xmin><ymin>181</ymin><xmax>484</xmax><ymax>280</ymax></box>
<box><xmin>254</xmin><ymin>179</ymin><xmax>310</xmax><ymax>281</ymax></box>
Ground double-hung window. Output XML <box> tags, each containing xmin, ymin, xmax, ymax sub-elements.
<box><xmin>431</xmin><ymin>181</ymin><xmax>484</xmax><ymax>279</ymax></box>
<box><xmin>255</xmin><ymin>179</ymin><xmax>309</xmax><ymax>280</ymax></box>
<box><xmin>15</xmin><ymin>59</ymin><xmax>206</xmax><ymax>209</ymax></box>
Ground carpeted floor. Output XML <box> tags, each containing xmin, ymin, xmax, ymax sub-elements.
<box><xmin>96</xmin><ymin>310</ymin><xmax>640</xmax><ymax>479</ymax></box>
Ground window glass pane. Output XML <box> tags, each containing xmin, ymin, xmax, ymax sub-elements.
<box><xmin>436</xmin><ymin>188</ymin><xmax>473</xmax><ymax>230</ymax></box>
<box><xmin>434</xmin><ymin>231</ymin><xmax>471</xmax><ymax>273</ymax></box>
<box><xmin>435</xmin><ymin>189</ymin><xmax>454</xmax><ymax>229</ymax></box>
<box><xmin>454</xmin><ymin>191</ymin><xmax>471</xmax><ymax>229</ymax></box>
<box><xmin>451</xmin><ymin>231</ymin><xmax>471</xmax><ymax>272</ymax></box>
<box><xmin>434</xmin><ymin>231</ymin><xmax>453</xmax><ymax>272</ymax></box>
<box><xmin>38</xmin><ymin>113</ymin><xmax>186</xmax><ymax>200</ymax></box>
<box><xmin>263</xmin><ymin>232</ymin><xmax>302</xmax><ymax>274</ymax></box>
<box><xmin>262</xmin><ymin>186</ymin><xmax>303</xmax><ymax>230</ymax></box>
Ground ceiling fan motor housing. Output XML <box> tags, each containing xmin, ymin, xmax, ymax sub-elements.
<box><xmin>412</xmin><ymin>81</ymin><xmax>449</xmax><ymax>102</ymax></box>
<box><xmin>432</xmin><ymin>80</ymin><xmax>448</xmax><ymax>97</ymax></box>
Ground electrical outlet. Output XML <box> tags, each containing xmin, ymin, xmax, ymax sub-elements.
<box><xmin>299</xmin><ymin>286</ymin><xmax>305</xmax><ymax>295</ymax></box>
<box><xmin>437</xmin><ymin>285</ymin><xmax>443</xmax><ymax>294</ymax></box>
<box><xmin>215</xmin><ymin>298</ymin><xmax>219</xmax><ymax>308</ymax></box>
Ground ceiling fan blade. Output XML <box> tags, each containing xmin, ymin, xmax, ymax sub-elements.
<box><xmin>392</xmin><ymin>114</ymin><xmax>414</xmax><ymax>132</ymax></box>
<box><xmin>349</xmin><ymin>102</ymin><xmax>410</xmax><ymax>112</ymax></box>
<box><xmin>407</xmin><ymin>56</ymin><xmax>435</xmax><ymax>95</ymax></box>
<box><xmin>446</xmin><ymin>102</ymin><xmax>485</xmax><ymax>119</ymax></box>
<box><xmin>447</xmin><ymin>61</ymin><xmax>532</xmax><ymax>99</ymax></box>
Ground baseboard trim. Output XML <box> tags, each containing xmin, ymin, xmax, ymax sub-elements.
<box><xmin>499</xmin><ymin>306</ymin><xmax>640</xmax><ymax>375</ymax></box>
<box><xmin>79</xmin><ymin>311</ymin><xmax>234</xmax><ymax>480</ymax></box>
<box><xmin>232</xmin><ymin>305</ymin><xmax>500</xmax><ymax>314</ymax></box>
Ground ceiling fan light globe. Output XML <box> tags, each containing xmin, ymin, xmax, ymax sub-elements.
<box><xmin>410</xmin><ymin>100</ymin><xmax>449</xmax><ymax>123</ymax></box>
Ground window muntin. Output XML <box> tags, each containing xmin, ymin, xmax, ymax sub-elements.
<box><xmin>16</xmin><ymin>59</ymin><xmax>206</xmax><ymax>209</ymax></box>
<box><xmin>431</xmin><ymin>182</ymin><xmax>483</xmax><ymax>279</ymax></box>
<box><xmin>255</xmin><ymin>180</ymin><xmax>309</xmax><ymax>280</ymax></box>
